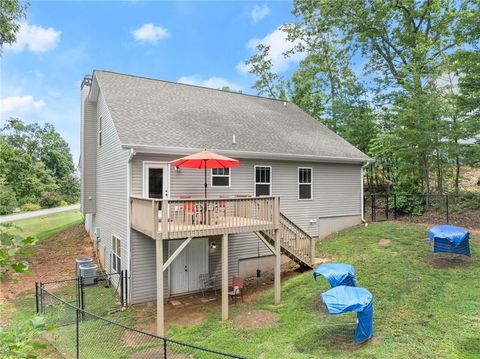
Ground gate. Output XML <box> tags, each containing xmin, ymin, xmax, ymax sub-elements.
<box><xmin>36</xmin><ymin>270</ymin><xmax>129</xmax><ymax>324</ymax></box>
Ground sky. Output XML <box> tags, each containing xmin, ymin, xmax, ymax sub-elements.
<box><xmin>1</xmin><ymin>0</ymin><xmax>303</xmax><ymax>162</ymax></box>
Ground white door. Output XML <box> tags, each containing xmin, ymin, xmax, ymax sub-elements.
<box><xmin>143</xmin><ymin>162</ymin><xmax>169</xmax><ymax>199</ymax></box>
<box><xmin>169</xmin><ymin>238</ymin><xmax>208</xmax><ymax>295</ymax></box>
<box><xmin>169</xmin><ymin>240</ymin><xmax>189</xmax><ymax>295</ymax></box>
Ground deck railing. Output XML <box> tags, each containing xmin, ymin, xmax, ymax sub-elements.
<box><xmin>131</xmin><ymin>196</ymin><xmax>280</xmax><ymax>240</ymax></box>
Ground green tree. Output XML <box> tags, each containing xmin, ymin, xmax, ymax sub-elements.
<box><xmin>244</xmin><ymin>43</ymin><xmax>287</xmax><ymax>99</ymax></box>
<box><xmin>1</xmin><ymin>119</ymin><xmax>79</xmax><ymax>204</ymax></box>
<box><xmin>0</xmin><ymin>0</ymin><xmax>29</xmax><ymax>52</ymax></box>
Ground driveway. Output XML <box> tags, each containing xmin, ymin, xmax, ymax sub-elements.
<box><xmin>0</xmin><ymin>204</ymin><xmax>80</xmax><ymax>223</ymax></box>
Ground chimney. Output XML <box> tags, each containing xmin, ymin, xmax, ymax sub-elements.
<box><xmin>81</xmin><ymin>74</ymin><xmax>92</xmax><ymax>90</ymax></box>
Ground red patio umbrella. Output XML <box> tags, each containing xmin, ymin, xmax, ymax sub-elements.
<box><xmin>170</xmin><ymin>150</ymin><xmax>240</xmax><ymax>198</ymax></box>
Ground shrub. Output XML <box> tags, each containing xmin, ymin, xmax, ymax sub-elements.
<box><xmin>20</xmin><ymin>203</ymin><xmax>42</xmax><ymax>212</ymax></box>
<box><xmin>0</xmin><ymin>316</ymin><xmax>47</xmax><ymax>358</ymax></box>
<box><xmin>391</xmin><ymin>192</ymin><xmax>425</xmax><ymax>215</ymax></box>
<box><xmin>0</xmin><ymin>182</ymin><xmax>17</xmax><ymax>215</ymax></box>
<box><xmin>59</xmin><ymin>200</ymin><xmax>68</xmax><ymax>207</ymax></box>
<box><xmin>39</xmin><ymin>191</ymin><xmax>62</xmax><ymax>208</ymax></box>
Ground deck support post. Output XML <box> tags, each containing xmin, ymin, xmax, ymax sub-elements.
<box><xmin>221</xmin><ymin>233</ymin><xmax>229</xmax><ymax>320</ymax></box>
<box><xmin>274</xmin><ymin>228</ymin><xmax>281</xmax><ymax>305</ymax></box>
<box><xmin>156</xmin><ymin>239</ymin><xmax>165</xmax><ymax>337</ymax></box>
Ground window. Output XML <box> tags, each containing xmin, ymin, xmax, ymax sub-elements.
<box><xmin>298</xmin><ymin>167</ymin><xmax>313</xmax><ymax>200</ymax></box>
<box><xmin>98</xmin><ymin>116</ymin><xmax>103</xmax><ymax>146</ymax></box>
<box><xmin>111</xmin><ymin>235</ymin><xmax>121</xmax><ymax>272</ymax></box>
<box><xmin>211</xmin><ymin>168</ymin><xmax>230</xmax><ymax>187</ymax></box>
<box><xmin>255</xmin><ymin>166</ymin><xmax>271</xmax><ymax>196</ymax></box>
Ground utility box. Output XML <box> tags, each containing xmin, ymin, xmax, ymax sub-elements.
<box><xmin>76</xmin><ymin>257</ymin><xmax>93</xmax><ymax>277</ymax></box>
<box><xmin>79</xmin><ymin>263</ymin><xmax>98</xmax><ymax>285</ymax></box>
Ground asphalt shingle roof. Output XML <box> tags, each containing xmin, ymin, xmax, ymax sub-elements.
<box><xmin>94</xmin><ymin>70</ymin><xmax>371</xmax><ymax>162</ymax></box>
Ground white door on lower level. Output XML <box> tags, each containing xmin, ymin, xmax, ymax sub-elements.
<box><xmin>169</xmin><ymin>238</ymin><xmax>208</xmax><ymax>295</ymax></box>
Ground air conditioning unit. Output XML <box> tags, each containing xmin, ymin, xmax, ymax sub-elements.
<box><xmin>76</xmin><ymin>257</ymin><xmax>93</xmax><ymax>277</ymax></box>
<box><xmin>79</xmin><ymin>263</ymin><xmax>98</xmax><ymax>285</ymax></box>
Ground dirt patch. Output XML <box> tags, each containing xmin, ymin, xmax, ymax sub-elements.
<box><xmin>128</xmin><ymin>347</ymin><xmax>191</xmax><ymax>359</ymax></box>
<box><xmin>233</xmin><ymin>309</ymin><xmax>278</xmax><ymax>329</ymax></box>
<box><xmin>427</xmin><ymin>254</ymin><xmax>472</xmax><ymax>269</ymax></box>
<box><xmin>378</xmin><ymin>239</ymin><xmax>391</xmax><ymax>247</ymax></box>
<box><xmin>0</xmin><ymin>224</ymin><xmax>95</xmax><ymax>302</ymax></box>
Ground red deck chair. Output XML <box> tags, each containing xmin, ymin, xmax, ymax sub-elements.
<box><xmin>181</xmin><ymin>196</ymin><xmax>196</xmax><ymax>224</ymax></box>
<box><xmin>228</xmin><ymin>276</ymin><xmax>244</xmax><ymax>304</ymax></box>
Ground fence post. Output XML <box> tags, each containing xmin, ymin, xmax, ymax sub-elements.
<box><xmin>445</xmin><ymin>195</ymin><xmax>449</xmax><ymax>224</ymax></box>
<box><xmin>124</xmin><ymin>270</ymin><xmax>128</xmax><ymax>308</ymax></box>
<box><xmin>35</xmin><ymin>282</ymin><xmax>39</xmax><ymax>314</ymax></box>
<box><xmin>393</xmin><ymin>194</ymin><xmax>397</xmax><ymax>219</ymax></box>
<box><xmin>40</xmin><ymin>283</ymin><xmax>44</xmax><ymax>314</ymax></box>
<box><xmin>76</xmin><ymin>307</ymin><xmax>80</xmax><ymax>359</ymax></box>
<box><xmin>371</xmin><ymin>195</ymin><xmax>375</xmax><ymax>222</ymax></box>
<box><xmin>120</xmin><ymin>270</ymin><xmax>124</xmax><ymax>308</ymax></box>
<box><xmin>79</xmin><ymin>276</ymin><xmax>85</xmax><ymax>320</ymax></box>
<box><xmin>386</xmin><ymin>194</ymin><xmax>389</xmax><ymax>220</ymax></box>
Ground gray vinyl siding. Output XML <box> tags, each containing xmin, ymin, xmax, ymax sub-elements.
<box><xmin>129</xmin><ymin>153</ymin><xmax>361</xmax><ymax>303</ymax></box>
<box><xmin>130</xmin><ymin>154</ymin><xmax>361</xmax><ymax>236</ymax></box>
<box><xmin>80</xmin><ymin>84</ymin><xmax>97</xmax><ymax>214</ymax></box>
<box><xmin>91</xmin><ymin>91</ymin><xmax>130</xmax><ymax>278</ymax></box>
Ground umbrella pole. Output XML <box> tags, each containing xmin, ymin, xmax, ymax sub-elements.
<box><xmin>204</xmin><ymin>164</ymin><xmax>207</xmax><ymax>198</ymax></box>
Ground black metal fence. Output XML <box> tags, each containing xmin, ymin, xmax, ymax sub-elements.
<box><xmin>364</xmin><ymin>191</ymin><xmax>480</xmax><ymax>228</ymax></box>
<box><xmin>364</xmin><ymin>193</ymin><xmax>458</xmax><ymax>223</ymax></box>
<box><xmin>36</xmin><ymin>270</ymin><xmax>128</xmax><ymax>324</ymax></box>
<box><xmin>35</xmin><ymin>276</ymin><xmax>244</xmax><ymax>358</ymax></box>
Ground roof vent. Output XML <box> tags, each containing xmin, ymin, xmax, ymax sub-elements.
<box><xmin>283</xmin><ymin>101</ymin><xmax>287</xmax><ymax>107</ymax></box>
<box><xmin>232</xmin><ymin>134</ymin><xmax>236</xmax><ymax>145</ymax></box>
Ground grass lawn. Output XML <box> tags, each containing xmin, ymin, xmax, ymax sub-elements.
<box><xmin>2</xmin><ymin>218</ymin><xmax>479</xmax><ymax>358</ymax></box>
<box><xmin>166</xmin><ymin>222</ymin><xmax>479</xmax><ymax>359</ymax></box>
<box><xmin>7</xmin><ymin>209</ymin><xmax>83</xmax><ymax>242</ymax></box>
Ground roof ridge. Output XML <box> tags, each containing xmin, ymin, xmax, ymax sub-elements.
<box><xmin>94</xmin><ymin>69</ymin><xmax>289</xmax><ymax>103</ymax></box>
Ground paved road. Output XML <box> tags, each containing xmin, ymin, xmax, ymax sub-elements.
<box><xmin>0</xmin><ymin>204</ymin><xmax>80</xmax><ymax>223</ymax></box>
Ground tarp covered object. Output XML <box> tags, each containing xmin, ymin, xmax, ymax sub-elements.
<box><xmin>321</xmin><ymin>286</ymin><xmax>374</xmax><ymax>343</ymax></box>
<box><xmin>313</xmin><ymin>263</ymin><xmax>357</xmax><ymax>287</ymax></box>
<box><xmin>428</xmin><ymin>225</ymin><xmax>471</xmax><ymax>256</ymax></box>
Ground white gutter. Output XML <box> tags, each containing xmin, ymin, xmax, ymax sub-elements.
<box><xmin>121</xmin><ymin>144</ymin><xmax>374</xmax><ymax>164</ymax></box>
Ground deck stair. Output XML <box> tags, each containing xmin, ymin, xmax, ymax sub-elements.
<box><xmin>259</xmin><ymin>213</ymin><xmax>314</xmax><ymax>269</ymax></box>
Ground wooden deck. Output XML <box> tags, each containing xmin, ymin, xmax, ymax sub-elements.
<box><xmin>131</xmin><ymin>196</ymin><xmax>279</xmax><ymax>240</ymax></box>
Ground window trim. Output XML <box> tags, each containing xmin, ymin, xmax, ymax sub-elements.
<box><xmin>298</xmin><ymin>167</ymin><xmax>313</xmax><ymax>201</ymax></box>
<box><xmin>98</xmin><ymin>116</ymin><xmax>103</xmax><ymax>147</ymax></box>
<box><xmin>210</xmin><ymin>168</ymin><xmax>231</xmax><ymax>188</ymax></box>
<box><xmin>111</xmin><ymin>234</ymin><xmax>121</xmax><ymax>273</ymax></box>
<box><xmin>254</xmin><ymin>165</ymin><xmax>272</xmax><ymax>197</ymax></box>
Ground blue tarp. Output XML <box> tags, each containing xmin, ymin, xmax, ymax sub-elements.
<box><xmin>313</xmin><ymin>263</ymin><xmax>357</xmax><ymax>287</ymax></box>
<box><xmin>428</xmin><ymin>225</ymin><xmax>471</xmax><ymax>256</ymax></box>
<box><xmin>321</xmin><ymin>286</ymin><xmax>374</xmax><ymax>343</ymax></box>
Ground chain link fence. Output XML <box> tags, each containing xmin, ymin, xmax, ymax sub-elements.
<box><xmin>36</xmin><ymin>278</ymin><xmax>244</xmax><ymax>358</ymax></box>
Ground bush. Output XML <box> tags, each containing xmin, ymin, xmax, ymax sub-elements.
<box><xmin>0</xmin><ymin>182</ymin><xmax>17</xmax><ymax>215</ymax></box>
<box><xmin>39</xmin><ymin>192</ymin><xmax>63</xmax><ymax>208</ymax></box>
<box><xmin>391</xmin><ymin>193</ymin><xmax>425</xmax><ymax>215</ymax></box>
<box><xmin>0</xmin><ymin>316</ymin><xmax>47</xmax><ymax>358</ymax></box>
<box><xmin>20</xmin><ymin>203</ymin><xmax>42</xmax><ymax>212</ymax></box>
<box><xmin>59</xmin><ymin>200</ymin><xmax>68</xmax><ymax>207</ymax></box>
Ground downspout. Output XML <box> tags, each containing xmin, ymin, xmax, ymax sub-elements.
<box><xmin>126</xmin><ymin>148</ymin><xmax>136</xmax><ymax>304</ymax></box>
<box><xmin>361</xmin><ymin>162</ymin><xmax>369</xmax><ymax>224</ymax></box>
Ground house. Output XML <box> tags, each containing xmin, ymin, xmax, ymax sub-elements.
<box><xmin>79</xmin><ymin>70</ymin><xmax>372</xmax><ymax>335</ymax></box>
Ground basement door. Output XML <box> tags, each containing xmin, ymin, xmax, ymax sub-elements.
<box><xmin>168</xmin><ymin>238</ymin><xmax>208</xmax><ymax>295</ymax></box>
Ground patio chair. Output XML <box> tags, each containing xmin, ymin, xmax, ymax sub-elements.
<box><xmin>181</xmin><ymin>196</ymin><xmax>197</xmax><ymax>224</ymax></box>
<box><xmin>228</xmin><ymin>276</ymin><xmax>244</xmax><ymax>304</ymax></box>
<box><xmin>199</xmin><ymin>273</ymin><xmax>216</xmax><ymax>296</ymax></box>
